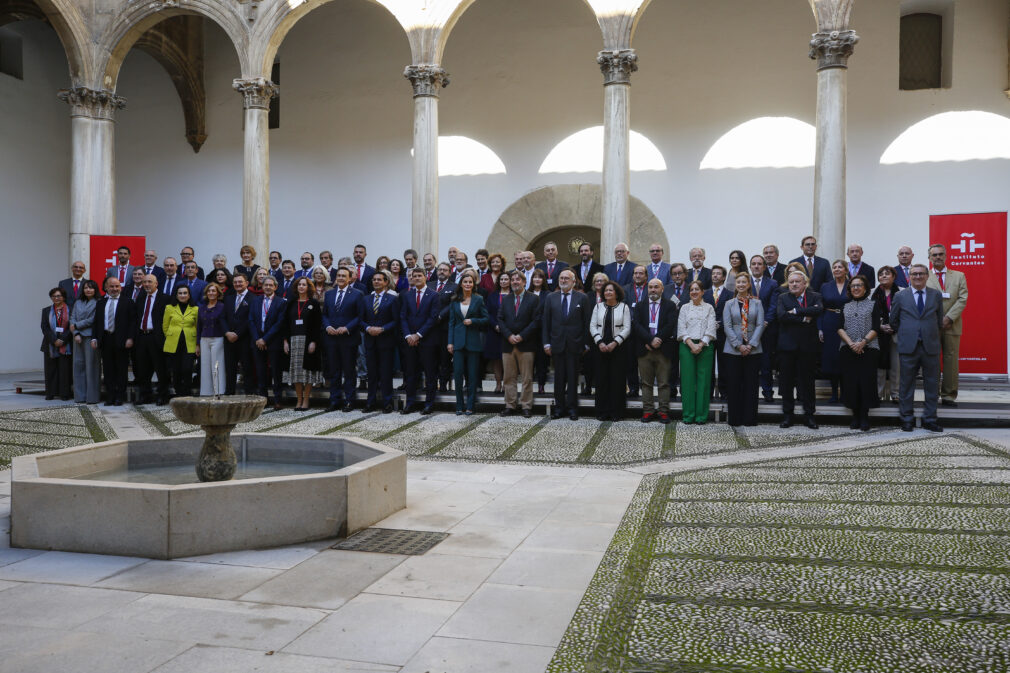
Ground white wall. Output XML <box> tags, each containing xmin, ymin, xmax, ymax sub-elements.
<box><xmin>3</xmin><ymin>0</ymin><xmax>1009</xmax><ymax>372</ymax></box>
<box><xmin>0</xmin><ymin>21</ymin><xmax>71</xmax><ymax>373</ymax></box>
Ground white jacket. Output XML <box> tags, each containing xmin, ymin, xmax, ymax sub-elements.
<box><xmin>590</xmin><ymin>302</ymin><xmax>632</xmax><ymax>345</ymax></box>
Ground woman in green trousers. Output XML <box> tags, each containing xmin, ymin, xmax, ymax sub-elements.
<box><xmin>677</xmin><ymin>280</ymin><xmax>717</xmax><ymax>423</ymax></box>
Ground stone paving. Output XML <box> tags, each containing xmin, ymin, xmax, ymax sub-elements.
<box><xmin>0</xmin><ymin>393</ymin><xmax>1009</xmax><ymax>673</ymax></box>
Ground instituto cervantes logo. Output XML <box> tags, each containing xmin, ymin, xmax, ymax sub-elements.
<box><xmin>947</xmin><ymin>232</ymin><xmax>986</xmax><ymax>267</ymax></box>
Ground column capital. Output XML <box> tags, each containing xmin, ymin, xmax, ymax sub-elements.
<box><xmin>597</xmin><ymin>49</ymin><xmax>638</xmax><ymax>86</ymax></box>
<box><xmin>57</xmin><ymin>86</ymin><xmax>126</xmax><ymax>121</ymax></box>
<box><xmin>403</xmin><ymin>65</ymin><xmax>449</xmax><ymax>98</ymax></box>
<box><xmin>809</xmin><ymin>30</ymin><xmax>858</xmax><ymax>70</ymax></box>
<box><xmin>232</xmin><ymin>78</ymin><xmax>278</xmax><ymax>110</ymax></box>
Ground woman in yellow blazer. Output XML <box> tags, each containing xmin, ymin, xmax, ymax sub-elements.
<box><xmin>163</xmin><ymin>285</ymin><xmax>200</xmax><ymax>398</ymax></box>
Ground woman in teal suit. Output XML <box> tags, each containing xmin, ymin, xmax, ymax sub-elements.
<box><xmin>447</xmin><ymin>270</ymin><xmax>489</xmax><ymax>414</ymax></box>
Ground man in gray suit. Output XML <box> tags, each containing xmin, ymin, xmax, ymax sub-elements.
<box><xmin>889</xmin><ymin>263</ymin><xmax>944</xmax><ymax>432</ymax></box>
<box><xmin>105</xmin><ymin>246</ymin><xmax>136</xmax><ymax>286</ymax></box>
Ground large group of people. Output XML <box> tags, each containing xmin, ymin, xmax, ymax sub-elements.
<box><xmin>44</xmin><ymin>235</ymin><xmax>967</xmax><ymax>431</ymax></box>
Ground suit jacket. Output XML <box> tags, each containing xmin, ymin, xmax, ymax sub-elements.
<box><xmin>848</xmin><ymin>262</ymin><xmax>876</xmax><ymax>289</ymax></box>
<box><xmin>224</xmin><ymin>292</ymin><xmax>253</xmax><ymax>340</ymax></box>
<box><xmin>646</xmin><ymin>261</ymin><xmax>671</xmax><ymax>283</ymax></box>
<box><xmin>704</xmin><ymin>287</ymin><xmax>733</xmax><ymax>342</ymax></box>
<box><xmin>765</xmin><ymin>263</ymin><xmax>786</xmax><ymax>285</ymax></box>
<box><xmin>399</xmin><ymin>286</ymin><xmax>439</xmax><ymax>340</ymax></box>
<box><xmin>138</xmin><ymin>265</ymin><xmax>167</xmax><ymax>285</ymax></box>
<box><xmin>360</xmin><ymin>291</ymin><xmax>399</xmax><ymax>349</ymax></box>
<box><xmin>160</xmin><ymin>274</ymin><xmax>184</xmax><ymax>299</ymax></box>
<box><xmin>268</xmin><ymin>267</ymin><xmax>285</xmax><ymax>283</ymax></box>
<box><xmin>574</xmin><ymin>261</ymin><xmax>605</xmax><ymax>290</ymax></box>
<box><xmin>789</xmin><ymin>255</ymin><xmax>831</xmax><ymax>290</ymax></box>
<box><xmin>447</xmin><ymin>295</ymin><xmax>489</xmax><ymax>351</ymax></box>
<box><xmin>893</xmin><ymin>264</ymin><xmax>912</xmax><ymax>288</ymax></box>
<box><xmin>632</xmin><ymin>297</ymin><xmax>677</xmax><ymax>359</ymax></box>
<box><xmin>889</xmin><ymin>286</ymin><xmax>944</xmax><ymax>355</ymax></box>
<box><xmin>353</xmin><ymin>263</ymin><xmax>375</xmax><ymax>290</ymax></box>
<box><xmin>603</xmin><ymin>261</ymin><xmax>636</xmax><ymax>287</ymax></box>
<box><xmin>722</xmin><ymin>298</ymin><xmax>765</xmax><ymax>355</ymax></box>
<box><xmin>105</xmin><ymin>265</ymin><xmax>136</xmax><ymax>282</ymax></box>
<box><xmin>541</xmin><ymin>290</ymin><xmax>592</xmax><ymax>353</ymax></box>
<box><xmin>427</xmin><ymin>279</ymin><xmax>458</xmax><ymax>328</ymax></box>
<box><xmin>749</xmin><ymin>276</ymin><xmax>778</xmax><ymax>324</ymax></box>
<box><xmin>58</xmin><ymin>277</ymin><xmax>86</xmax><ymax>308</ymax></box>
<box><xmin>134</xmin><ymin>291</ymin><xmax>169</xmax><ymax>339</ymax></box>
<box><xmin>183</xmin><ymin>277</ymin><xmax>208</xmax><ymax>303</ymax></box>
<box><xmin>663</xmin><ymin>283</ymin><xmax>688</xmax><ymax>304</ymax></box>
<box><xmin>776</xmin><ymin>291</ymin><xmax>823</xmax><ymax>352</ymax></box>
<box><xmin>322</xmin><ymin>286</ymin><xmax>364</xmax><ymax>338</ymax></box>
<box><xmin>534</xmin><ymin>260</ymin><xmax>569</xmax><ymax>289</ymax></box>
<box><xmin>686</xmin><ymin>266</ymin><xmax>712</xmax><ymax>290</ymax></box>
<box><xmin>249</xmin><ymin>294</ymin><xmax>287</xmax><ymax>349</ymax></box>
<box><xmin>498</xmin><ymin>291</ymin><xmax>541</xmax><ymax>353</ymax></box>
<box><xmin>277</xmin><ymin>277</ymin><xmax>299</xmax><ymax>299</ymax></box>
<box><xmin>925</xmin><ymin>268</ymin><xmax>968</xmax><ymax>336</ymax></box>
<box><xmin>40</xmin><ymin>305</ymin><xmax>71</xmax><ymax>354</ymax></box>
<box><xmin>624</xmin><ymin>283</ymin><xmax>649</xmax><ymax>309</ymax></box>
<box><xmin>95</xmin><ymin>294</ymin><xmax>137</xmax><ymax>348</ymax></box>
<box><xmin>162</xmin><ymin>303</ymin><xmax>199</xmax><ymax>353</ymax></box>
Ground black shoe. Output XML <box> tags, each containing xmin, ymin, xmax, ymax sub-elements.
<box><xmin>382</xmin><ymin>404</ymin><xmax>394</xmax><ymax>414</ymax></box>
<box><xmin>627</xmin><ymin>390</ymin><xmax>639</xmax><ymax>399</ymax></box>
<box><xmin>420</xmin><ymin>405</ymin><xmax>433</xmax><ymax>415</ymax></box>
<box><xmin>522</xmin><ymin>408</ymin><xmax>532</xmax><ymax>418</ymax></box>
<box><xmin>940</xmin><ymin>399</ymin><xmax>958</xmax><ymax>408</ymax></box>
<box><xmin>551</xmin><ymin>409</ymin><xmax>563</xmax><ymax>420</ymax></box>
<box><xmin>401</xmin><ymin>403</ymin><xmax>418</xmax><ymax>415</ymax></box>
<box><xmin>849</xmin><ymin>419</ymin><xmax>860</xmax><ymax>430</ymax></box>
<box><xmin>780</xmin><ymin>416</ymin><xmax>793</xmax><ymax>429</ymax></box>
<box><xmin>363</xmin><ymin>403</ymin><xmax>378</xmax><ymax>413</ymax></box>
<box><xmin>396</xmin><ymin>383</ymin><xmax>407</xmax><ymax>391</ymax></box>
<box><xmin>803</xmin><ymin>416</ymin><xmax>818</xmax><ymax>430</ymax></box>
<box><xmin>860</xmin><ymin>420</ymin><xmax>871</xmax><ymax>431</ymax></box>
<box><xmin>499</xmin><ymin>408</ymin><xmax>515</xmax><ymax>417</ymax></box>
<box><xmin>569</xmin><ymin>412</ymin><xmax>579</xmax><ymax>421</ymax></box>
<box><xmin>901</xmin><ymin>421</ymin><xmax>914</xmax><ymax>432</ymax></box>
<box><xmin>358</xmin><ymin>379</ymin><xmax>368</xmax><ymax>390</ymax></box>
<box><xmin>342</xmin><ymin>403</ymin><xmax>355</xmax><ymax>412</ymax></box>
<box><xmin>327</xmin><ymin>404</ymin><xmax>341</xmax><ymax>413</ymax></box>
<box><xmin>923</xmin><ymin>421</ymin><xmax>944</xmax><ymax>432</ymax></box>
<box><xmin>763</xmin><ymin>393</ymin><xmax>774</xmax><ymax>403</ymax></box>
<box><xmin>114</xmin><ymin>399</ymin><xmax>123</xmax><ymax>406</ymax></box>
<box><xmin>156</xmin><ymin>397</ymin><xmax>169</xmax><ymax>406</ymax></box>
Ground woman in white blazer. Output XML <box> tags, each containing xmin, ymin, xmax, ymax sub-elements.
<box><xmin>722</xmin><ymin>273</ymin><xmax>765</xmax><ymax>426</ymax></box>
<box><xmin>590</xmin><ymin>281</ymin><xmax>632</xmax><ymax>421</ymax></box>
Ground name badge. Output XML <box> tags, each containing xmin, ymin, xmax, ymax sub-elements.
<box><xmin>941</xmin><ymin>292</ymin><xmax>950</xmax><ymax>299</ymax></box>
<box><xmin>55</xmin><ymin>327</ymin><xmax>64</xmax><ymax>333</ymax></box>
<box><xmin>295</xmin><ymin>319</ymin><xmax>304</xmax><ymax>325</ymax></box>
<box><xmin>648</xmin><ymin>319</ymin><xmax>658</xmax><ymax>330</ymax></box>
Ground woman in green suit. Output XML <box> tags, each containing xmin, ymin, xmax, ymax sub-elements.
<box><xmin>447</xmin><ymin>269</ymin><xmax>489</xmax><ymax>415</ymax></box>
<box><xmin>163</xmin><ymin>285</ymin><xmax>199</xmax><ymax>398</ymax></box>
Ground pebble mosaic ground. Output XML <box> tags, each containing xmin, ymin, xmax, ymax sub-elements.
<box><xmin>0</xmin><ymin>405</ymin><xmax>112</xmax><ymax>467</ymax></box>
<box><xmin>548</xmin><ymin>434</ymin><xmax>1010</xmax><ymax>673</ymax></box>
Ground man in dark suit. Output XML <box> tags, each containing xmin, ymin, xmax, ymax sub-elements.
<box><xmin>603</xmin><ymin>242</ymin><xmax>635</xmax><ymax>288</ymax></box>
<box><xmin>542</xmin><ymin>269</ymin><xmax>592</xmax><ymax>420</ymax></box>
<box><xmin>646</xmin><ymin>244</ymin><xmax>671</xmax><ymax>283</ymax></box>
<box><xmin>361</xmin><ymin>271</ymin><xmax>399</xmax><ymax>413</ymax></box>
<box><xmin>319</xmin><ymin>251</ymin><xmax>338</xmax><ymax>284</ymax></box>
<box><xmin>428</xmin><ymin>263</ymin><xmax>458</xmax><ymax>391</ymax></box>
<box><xmin>623</xmin><ymin>265</ymin><xmax>649</xmax><ymax>398</ymax></box>
<box><xmin>59</xmin><ymin>261</ymin><xmax>88</xmax><ymax>308</ymax></box>
<box><xmin>499</xmin><ymin>270</ymin><xmax>541</xmax><ymax>418</ymax></box>
<box><xmin>319</xmin><ymin>267</ymin><xmax>364</xmax><ymax>411</ymax></box>
<box><xmin>633</xmin><ymin>278</ymin><xmax>677</xmax><ymax>423</ymax></box>
<box><xmin>687</xmin><ymin>248</ymin><xmax>713</xmax><ymax>289</ymax></box>
<box><xmin>846</xmin><ymin>244</ymin><xmax>876</xmax><ymax>289</ymax></box>
<box><xmin>352</xmin><ymin>244</ymin><xmax>375</xmax><ymax>290</ymax></box>
<box><xmin>789</xmin><ymin>235</ymin><xmax>831</xmax><ymax>290</ymax></box>
<box><xmin>763</xmin><ymin>244</ymin><xmax>786</xmax><ymax>285</ymax></box>
<box><xmin>182</xmin><ymin>261</ymin><xmax>207</xmax><ymax>302</ymax></box>
<box><xmin>399</xmin><ymin>268</ymin><xmax>440</xmax><ymax>415</ymax></box>
<box><xmin>663</xmin><ymin>263</ymin><xmax>689</xmax><ymax>304</ymax></box>
<box><xmin>223</xmin><ymin>274</ymin><xmax>255</xmax><ymax>395</ymax></box>
<box><xmin>266</xmin><ymin>250</ymin><xmax>284</xmax><ymax>282</ymax></box>
<box><xmin>95</xmin><ymin>277</ymin><xmax>136</xmax><ymax>405</ymax></box>
<box><xmin>574</xmin><ymin>242</ymin><xmax>605</xmax><ymax>291</ymax></box>
<box><xmin>294</xmin><ymin>252</ymin><xmax>315</xmax><ymax>279</ymax></box>
<box><xmin>125</xmin><ymin>268</ymin><xmax>147</xmax><ymax>301</ymax></box>
<box><xmin>278</xmin><ymin>260</ymin><xmax>298</xmax><ymax>298</ymax></box>
<box><xmin>250</xmin><ymin>276</ymin><xmax>287</xmax><ymax>409</ymax></box>
<box><xmin>893</xmin><ymin>246</ymin><xmax>914</xmax><ymax>288</ymax></box>
<box><xmin>133</xmin><ymin>274</ymin><xmax>170</xmax><ymax>404</ymax></box>
<box><xmin>422</xmin><ymin>253</ymin><xmax>438</xmax><ymax>284</ymax></box>
<box><xmin>160</xmin><ymin>258</ymin><xmax>183</xmax><ymax>298</ymax></box>
<box><xmin>179</xmin><ymin>246</ymin><xmax>206</xmax><ymax>280</ymax></box>
<box><xmin>776</xmin><ymin>270</ymin><xmax>824</xmax><ymax>428</ymax></box>
<box><xmin>106</xmin><ymin>246</ymin><xmax>136</xmax><ymax>286</ymax></box>
<box><xmin>534</xmin><ymin>241</ymin><xmax>569</xmax><ymax>291</ymax></box>
<box><xmin>749</xmin><ymin>255</ymin><xmax>779</xmax><ymax>402</ymax></box>
<box><xmin>704</xmin><ymin>267</ymin><xmax>733</xmax><ymax>399</ymax></box>
<box><xmin>139</xmin><ymin>250</ymin><xmax>167</xmax><ymax>285</ymax></box>
<box><xmin>890</xmin><ymin>263</ymin><xmax>944</xmax><ymax>432</ymax></box>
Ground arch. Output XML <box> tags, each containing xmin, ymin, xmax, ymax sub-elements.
<box><xmin>99</xmin><ymin>0</ymin><xmax>248</xmax><ymax>89</ymax></box>
<box><xmin>0</xmin><ymin>0</ymin><xmax>88</xmax><ymax>83</ymax></box>
<box><xmin>435</xmin><ymin>136</ymin><xmax>506</xmax><ymax>176</ymax></box>
<box><xmin>539</xmin><ymin>126</ymin><xmax>667</xmax><ymax>173</ymax></box>
<box><xmin>484</xmin><ymin>184</ymin><xmax>669</xmax><ymax>265</ymax></box>
<box><xmin>880</xmin><ymin>111</ymin><xmax>1010</xmax><ymax>164</ymax></box>
<box><xmin>700</xmin><ymin>117</ymin><xmax>816</xmax><ymax>170</ymax></box>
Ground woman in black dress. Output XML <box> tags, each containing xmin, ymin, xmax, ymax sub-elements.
<box><xmin>871</xmin><ymin>266</ymin><xmax>900</xmax><ymax>403</ymax></box>
<box><xmin>283</xmin><ymin>277</ymin><xmax>323</xmax><ymax>410</ymax></box>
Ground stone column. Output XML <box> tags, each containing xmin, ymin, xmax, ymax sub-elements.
<box><xmin>404</xmin><ymin>65</ymin><xmax>448</xmax><ymax>258</ymax></box>
<box><xmin>809</xmin><ymin>30</ymin><xmax>857</xmax><ymax>261</ymax></box>
<box><xmin>57</xmin><ymin>87</ymin><xmax>126</xmax><ymax>271</ymax></box>
<box><xmin>233</xmin><ymin>78</ymin><xmax>278</xmax><ymax>264</ymax></box>
<box><xmin>597</xmin><ymin>49</ymin><xmax>637</xmax><ymax>261</ymax></box>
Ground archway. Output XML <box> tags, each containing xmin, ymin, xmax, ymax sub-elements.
<box><xmin>484</xmin><ymin>184</ymin><xmax>669</xmax><ymax>265</ymax></box>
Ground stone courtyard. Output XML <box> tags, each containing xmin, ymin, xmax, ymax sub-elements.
<box><xmin>2</xmin><ymin>373</ymin><xmax>1010</xmax><ymax>673</ymax></box>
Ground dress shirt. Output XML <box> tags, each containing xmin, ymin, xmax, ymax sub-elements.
<box><xmin>105</xmin><ymin>297</ymin><xmax>118</xmax><ymax>332</ymax></box>
<box><xmin>234</xmin><ymin>291</ymin><xmax>248</xmax><ymax>310</ymax></box>
<box><xmin>141</xmin><ymin>292</ymin><xmax>156</xmax><ymax>330</ymax></box>
<box><xmin>847</xmin><ymin>262</ymin><xmax>863</xmax><ymax>279</ymax></box>
<box><xmin>163</xmin><ymin>275</ymin><xmax>179</xmax><ymax>297</ymax></box>
<box><xmin>752</xmin><ymin>276</ymin><xmax>763</xmax><ymax>296</ymax></box>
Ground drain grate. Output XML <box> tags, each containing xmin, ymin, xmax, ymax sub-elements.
<box><xmin>332</xmin><ymin>528</ymin><xmax>449</xmax><ymax>555</ymax></box>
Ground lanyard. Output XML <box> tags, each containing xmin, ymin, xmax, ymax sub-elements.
<box><xmin>296</xmin><ymin>300</ymin><xmax>306</xmax><ymax>320</ymax></box>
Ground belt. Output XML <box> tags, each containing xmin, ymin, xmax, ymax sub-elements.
<box><xmin>826</xmin><ymin>308</ymin><xmax>841</xmax><ymax>313</ymax></box>
<box><xmin>139</xmin><ymin>329</ymin><xmax>155</xmax><ymax>334</ymax></box>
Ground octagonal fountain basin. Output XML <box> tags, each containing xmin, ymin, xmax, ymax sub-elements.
<box><xmin>10</xmin><ymin>434</ymin><xmax>406</xmax><ymax>559</ymax></box>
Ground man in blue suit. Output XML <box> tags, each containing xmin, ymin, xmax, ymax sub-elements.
<box><xmin>534</xmin><ymin>241</ymin><xmax>568</xmax><ymax>291</ymax></box>
<box><xmin>249</xmin><ymin>276</ymin><xmax>287</xmax><ymax>409</ymax></box>
<box><xmin>294</xmin><ymin>252</ymin><xmax>315</xmax><ymax>279</ymax></box>
<box><xmin>400</xmin><ymin>268</ymin><xmax>440</xmax><ymax>415</ymax></box>
<box><xmin>224</xmin><ymin>275</ymin><xmax>254</xmax><ymax>395</ymax></box>
<box><xmin>603</xmin><ymin>242</ymin><xmax>636</xmax><ymax>288</ymax></box>
<box><xmin>646</xmin><ymin>244</ymin><xmax>671</xmax><ymax>283</ymax></box>
<box><xmin>322</xmin><ymin>267</ymin><xmax>364</xmax><ymax>412</ymax></box>
<box><xmin>893</xmin><ymin>246</ymin><xmax>914</xmax><ymax>288</ymax></box>
<box><xmin>749</xmin><ymin>255</ymin><xmax>778</xmax><ymax>402</ymax></box>
<box><xmin>352</xmin><ymin>244</ymin><xmax>375</xmax><ymax>291</ymax></box>
<box><xmin>663</xmin><ymin>263</ymin><xmax>690</xmax><ymax>304</ymax></box>
<box><xmin>789</xmin><ymin>235</ymin><xmax>831</xmax><ymax>290</ymax></box>
<box><xmin>890</xmin><ymin>263</ymin><xmax>944</xmax><ymax>432</ymax></box>
<box><xmin>182</xmin><ymin>261</ymin><xmax>207</xmax><ymax>302</ymax></box>
<box><xmin>361</xmin><ymin>270</ymin><xmax>399</xmax><ymax>413</ymax></box>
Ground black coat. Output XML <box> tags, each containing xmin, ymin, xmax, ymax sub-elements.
<box><xmin>541</xmin><ymin>290</ymin><xmax>592</xmax><ymax>353</ymax></box>
<box><xmin>95</xmin><ymin>294</ymin><xmax>137</xmax><ymax>348</ymax></box>
<box><xmin>632</xmin><ymin>297</ymin><xmax>678</xmax><ymax>359</ymax></box>
<box><xmin>776</xmin><ymin>290</ymin><xmax>824</xmax><ymax>353</ymax></box>
<box><xmin>134</xmin><ymin>291</ymin><xmax>169</xmax><ymax>339</ymax></box>
<box><xmin>283</xmin><ymin>298</ymin><xmax>323</xmax><ymax>370</ymax></box>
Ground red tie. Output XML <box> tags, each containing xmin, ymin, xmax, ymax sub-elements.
<box><xmin>515</xmin><ymin>295</ymin><xmax>521</xmax><ymax>313</ymax></box>
<box><xmin>73</xmin><ymin>280</ymin><xmax>80</xmax><ymax>297</ymax></box>
<box><xmin>416</xmin><ymin>290</ymin><xmax>421</xmax><ymax>310</ymax></box>
<box><xmin>142</xmin><ymin>294</ymin><xmax>152</xmax><ymax>329</ymax></box>
<box><xmin>938</xmin><ymin>272</ymin><xmax>945</xmax><ymax>291</ymax></box>
<box><xmin>437</xmin><ymin>282</ymin><xmax>444</xmax><ymax>293</ymax></box>
<box><xmin>547</xmin><ymin>262</ymin><xmax>554</xmax><ymax>278</ymax></box>
<box><xmin>119</xmin><ymin>267</ymin><xmax>126</xmax><ymax>283</ymax></box>
<box><xmin>357</xmin><ymin>265</ymin><xmax>363</xmax><ymax>280</ymax></box>
<box><xmin>800</xmin><ymin>293</ymin><xmax>806</xmax><ymax>308</ymax></box>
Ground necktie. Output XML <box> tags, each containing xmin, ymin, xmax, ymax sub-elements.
<box><xmin>284</xmin><ymin>279</ymin><xmax>290</xmax><ymax>293</ymax></box>
<box><xmin>415</xmin><ymin>290</ymin><xmax>421</xmax><ymax>310</ymax></box>
<box><xmin>437</xmin><ymin>282</ymin><xmax>444</xmax><ymax>293</ymax></box>
<box><xmin>799</xmin><ymin>293</ymin><xmax>806</xmax><ymax>308</ymax></box>
<box><xmin>806</xmin><ymin>258</ymin><xmax>813</xmax><ymax>277</ymax></box>
<box><xmin>73</xmin><ymin>280</ymin><xmax>79</xmax><ymax>297</ymax></box>
<box><xmin>514</xmin><ymin>295</ymin><xmax>521</xmax><ymax>313</ymax></box>
<box><xmin>165</xmin><ymin>278</ymin><xmax>173</xmax><ymax>296</ymax></box>
<box><xmin>146</xmin><ymin>267</ymin><xmax>152</xmax><ymax>275</ymax></box>
<box><xmin>652</xmin><ymin>264</ymin><xmax>658</xmax><ymax>277</ymax></box>
<box><xmin>373</xmin><ymin>293</ymin><xmax>381</xmax><ymax>314</ymax></box>
<box><xmin>938</xmin><ymin>272</ymin><xmax>945</xmax><ymax>291</ymax></box>
<box><xmin>142</xmin><ymin>295</ymin><xmax>152</xmax><ymax>329</ymax></box>
<box><xmin>617</xmin><ymin>264</ymin><xmax>623</xmax><ymax>276</ymax></box>
<box><xmin>693</xmin><ymin>269</ymin><xmax>698</xmax><ymax>282</ymax></box>
<box><xmin>106</xmin><ymin>299</ymin><xmax>116</xmax><ymax>331</ymax></box>
<box><xmin>119</xmin><ymin>267</ymin><xmax>126</xmax><ymax>283</ymax></box>
<box><xmin>649</xmin><ymin>302</ymin><xmax>658</xmax><ymax>335</ymax></box>
<box><xmin>236</xmin><ymin>295</ymin><xmax>242</xmax><ymax>311</ymax></box>
<box><xmin>636</xmin><ymin>287</ymin><xmax>643</xmax><ymax>302</ymax></box>
<box><xmin>262</xmin><ymin>298</ymin><xmax>270</xmax><ymax>329</ymax></box>
<box><xmin>562</xmin><ymin>293</ymin><xmax>569</xmax><ymax>317</ymax></box>
<box><xmin>916</xmin><ymin>290</ymin><xmax>924</xmax><ymax>316</ymax></box>
<box><xmin>754</xmin><ymin>278</ymin><xmax>760</xmax><ymax>295</ymax></box>
<box><xmin>357</xmin><ymin>265</ymin><xmax>363</xmax><ymax>281</ymax></box>
<box><xmin>548</xmin><ymin>262</ymin><xmax>554</xmax><ymax>278</ymax></box>
<box><xmin>133</xmin><ymin>287</ymin><xmax>139</xmax><ymax>300</ymax></box>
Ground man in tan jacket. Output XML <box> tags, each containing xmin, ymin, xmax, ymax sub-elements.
<box><xmin>925</xmin><ymin>244</ymin><xmax>968</xmax><ymax>406</ymax></box>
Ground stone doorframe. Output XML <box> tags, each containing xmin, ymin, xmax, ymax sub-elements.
<box><xmin>484</xmin><ymin>184</ymin><xmax>670</xmax><ymax>264</ymax></box>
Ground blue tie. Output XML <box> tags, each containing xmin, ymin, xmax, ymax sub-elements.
<box><xmin>916</xmin><ymin>290</ymin><xmax>924</xmax><ymax>316</ymax></box>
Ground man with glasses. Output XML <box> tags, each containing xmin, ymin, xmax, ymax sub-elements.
<box><xmin>890</xmin><ymin>264</ymin><xmax>944</xmax><ymax>432</ymax></box>
<box><xmin>646</xmin><ymin>244</ymin><xmax>670</xmax><ymax>282</ymax></box>
<box><xmin>179</xmin><ymin>247</ymin><xmax>205</xmax><ymax>280</ymax></box>
<box><xmin>925</xmin><ymin>244</ymin><xmax>968</xmax><ymax>407</ymax></box>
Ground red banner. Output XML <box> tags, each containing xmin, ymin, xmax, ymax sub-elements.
<box><xmin>928</xmin><ymin>212</ymin><xmax>1007</xmax><ymax>375</ymax></box>
<box><xmin>89</xmin><ymin>235</ymin><xmax>146</xmax><ymax>292</ymax></box>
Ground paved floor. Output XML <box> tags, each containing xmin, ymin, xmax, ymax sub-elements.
<box><xmin>1</xmin><ymin>381</ymin><xmax>1009</xmax><ymax>672</ymax></box>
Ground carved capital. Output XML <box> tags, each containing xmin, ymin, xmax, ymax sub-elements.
<box><xmin>232</xmin><ymin>78</ymin><xmax>278</xmax><ymax>110</ymax></box>
<box><xmin>597</xmin><ymin>49</ymin><xmax>638</xmax><ymax>86</ymax></box>
<box><xmin>403</xmin><ymin>65</ymin><xmax>449</xmax><ymax>98</ymax></box>
<box><xmin>57</xmin><ymin>87</ymin><xmax>126</xmax><ymax>121</ymax></box>
<box><xmin>809</xmin><ymin>30</ymin><xmax>858</xmax><ymax>70</ymax></box>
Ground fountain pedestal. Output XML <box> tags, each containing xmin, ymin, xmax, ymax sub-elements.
<box><xmin>169</xmin><ymin>396</ymin><xmax>266</xmax><ymax>482</ymax></box>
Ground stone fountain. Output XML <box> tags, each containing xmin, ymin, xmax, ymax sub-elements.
<box><xmin>9</xmin><ymin>395</ymin><xmax>406</xmax><ymax>559</ymax></box>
